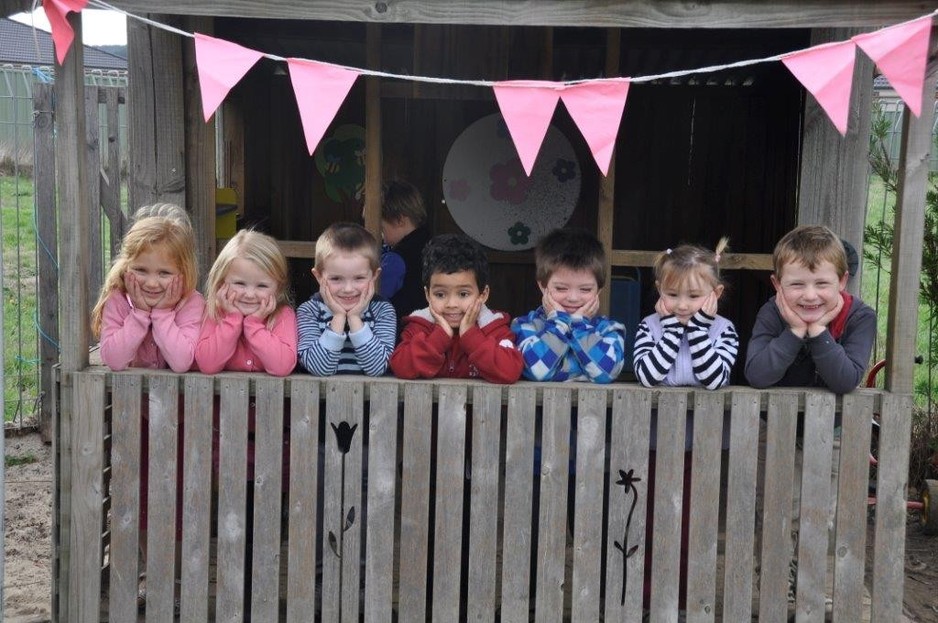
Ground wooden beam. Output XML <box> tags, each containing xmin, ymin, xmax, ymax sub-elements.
<box><xmin>610</xmin><ymin>250</ymin><xmax>773</xmax><ymax>270</ymax></box>
<box><xmin>106</xmin><ymin>0</ymin><xmax>938</xmax><ymax>28</ymax></box>
<box><xmin>598</xmin><ymin>28</ymin><xmax>619</xmax><ymax>315</ymax></box>
<box><xmin>363</xmin><ymin>24</ymin><xmax>383</xmax><ymax>240</ymax></box>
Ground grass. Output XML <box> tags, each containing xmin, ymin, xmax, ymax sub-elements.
<box><xmin>5</xmin><ymin>452</ymin><xmax>38</xmax><ymax>467</ymax></box>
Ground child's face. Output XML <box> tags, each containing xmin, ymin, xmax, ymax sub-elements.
<box><xmin>771</xmin><ymin>259</ymin><xmax>848</xmax><ymax>326</ymax></box>
<box><xmin>656</xmin><ymin>271</ymin><xmax>724</xmax><ymax>323</ymax></box>
<box><xmin>313</xmin><ymin>252</ymin><xmax>377</xmax><ymax>312</ymax></box>
<box><xmin>425</xmin><ymin>270</ymin><xmax>489</xmax><ymax>329</ymax></box>
<box><xmin>541</xmin><ymin>267</ymin><xmax>599</xmax><ymax>315</ymax></box>
<box><xmin>226</xmin><ymin>257</ymin><xmax>277</xmax><ymax>317</ymax></box>
<box><xmin>127</xmin><ymin>244</ymin><xmax>179</xmax><ymax>308</ymax></box>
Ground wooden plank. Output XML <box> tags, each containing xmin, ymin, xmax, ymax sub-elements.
<box><xmin>251</xmin><ymin>378</ymin><xmax>286</xmax><ymax>621</ymax></box>
<box><xmin>534</xmin><ymin>387</ymin><xmax>571</xmax><ymax>623</ymax></box>
<box><xmin>105</xmin><ymin>0</ymin><xmax>938</xmax><ymax>28</ymax></box>
<box><xmin>363</xmin><ymin>23</ymin><xmax>383</xmax><ymax>240</ymax></box>
<box><xmin>179</xmin><ymin>375</ymin><xmax>214</xmax><ymax>622</ymax></box>
<box><xmin>287</xmin><ymin>378</ymin><xmax>320</xmax><ymax>623</ymax></box>
<box><xmin>431</xmin><ymin>384</ymin><xmax>468</xmax><ymax>622</ymax></box>
<box><xmin>467</xmin><ymin>385</ymin><xmax>503</xmax><ymax>621</ymax></box>
<box><xmin>501</xmin><ymin>386</ymin><xmax>537</xmax><ymax>623</ymax></box>
<box><xmin>685</xmin><ymin>391</ymin><xmax>725</xmax><ymax>623</ymax></box>
<box><xmin>571</xmin><ymin>389</ymin><xmax>607</xmax><ymax>622</ymax></box>
<box><xmin>215</xmin><ymin>377</ymin><xmax>250</xmax><ymax>623</ymax></box>
<box><xmin>795</xmin><ymin>391</ymin><xmax>836</xmax><ymax>622</ymax></box>
<box><xmin>321</xmin><ymin>380</ymin><xmax>365</xmax><ymax>623</ymax></box>
<box><xmin>68</xmin><ymin>371</ymin><xmax>104</xmax><ymax>622</ymax></box>
<box><xmin>364</xmin><ymin>382</ymin><xmax>399</xmax><ymax>623</ymax></box>
<box><xmin>102</xmin><ymin>87</ymin><xmax>124</xmax><ymax>258</ymax></box>
<box><xmin>604</xmin><ymin>388</ymin><xmax>651</xmax><ymax>623</ymax></box>
<box><xmin>398</xmin><ymin>383</ymin><xmax>433</xmax><ymax>621</ymax></box>
<box><xmin>54</xmin><ymin>372</ymin><xmax>71</xmax><ymax>622</ymax></box>
<box><xmin>277</xmin><ymin>239</ymin><xmax>317</xmax><ymax>259</ymax></box>
<box><xmin>33</xmin><ymin>82</ymin><xmax>58</xmax><ymax>442</ymax></box>
<box><xmin>84</xmin><ymin>86</ymin><xmax>103</xmax><ymax>302</ymax></box>
<box><xmin>610</xmin><ymin>250</ymin><xmax>773</xmax><ymax>271</ymax></box>
<box><xmin>721</xmin><ymin>390</ymin><xmax>760</xmax><ymax>622</ymax></box>
<box><xmin>597</xmin><ymin>28</ymin><xmax>619</xmax><ymax>315</ymax></box>
<box><xmin>832</xmin><ymin>393</ymin><xmax>874</xmax><ymax>623</ymax></box>
<box><xmin>871</xmin><ymin>393</ymin><xmax>912</xmax><ymax>622</ymax></box>
<box><xmin>144</xmin><ymin>374</ymin><xmax>180</xmax><ymax>623</ymax></box>
<box><xmin>108</xmin><ymin>374</ymin><xmax>142</xmax><ymax>623</ymax></box>
<box><xmin>126</xmin><ymin>17</ymin><xmax>158</xmax><ymax>209</ymax></box>
<box><xmin>757</xmin><ymin>392</ymin><xmax>800</xmax><ymax>623</ymax></box>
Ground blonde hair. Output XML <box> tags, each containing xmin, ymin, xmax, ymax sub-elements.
<box><xmin>91</xmin><ymin>204</ymin><xmax>199</xmax><ymax>336</ymax></box>
<box><xmin>314</xmin><ymin>222</ymin><xmax>380</xmax><ymax>272</ymax></box>
<box><xmin>773</xmin><ymin>225</ymin><xmax>848</xmax><ymax>278</ymax></box>
<box><xmin>654</xmin><ymin>237</ymin><xmax>730</xmax><ymax>292</ymax></box>
<box><xmin>205</xmin><ymin>229</ymin><xmax>291</xmax><ymax>327</ymax></box>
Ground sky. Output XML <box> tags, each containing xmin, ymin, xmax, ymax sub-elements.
<box><xmin>10</xmin><ymin>8</ymin><xmax>127</xmax><ymax>46</ymax></box>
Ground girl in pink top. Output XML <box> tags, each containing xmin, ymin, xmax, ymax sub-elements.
<box><xmin>91</xmin><ymin>203</ymin><xmax>205</xmax><ymax>372</ymax></box>
<box><xmin>196</xmin><ymin>230</ymin><xmax>297</xmax><ymax>376</ymax></box>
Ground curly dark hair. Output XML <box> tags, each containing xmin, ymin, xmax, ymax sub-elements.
<box><xmin>421</xmin><ymin>233</ymin><xmax>489</xmax><ymax>290</ymax></box>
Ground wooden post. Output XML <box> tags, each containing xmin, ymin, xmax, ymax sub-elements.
<box><xmin>797</xmin><ymin>28</ymin><xmax>875</xmax><ymax>295</ymax></box>
<box><xmin>599</xmin><ymin>28</ymin><xmax>620</xmax><ymax>314</ymax></box>
<box><xmin>363</xmin><ymin>24</ymin><xmax>383</xmax><ymax>239</ymax></box>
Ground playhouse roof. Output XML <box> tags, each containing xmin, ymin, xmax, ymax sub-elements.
<box><xmin>0</xmin><ymin>17</ymin><xmax>127</xmax><ymax>70</ymax></box>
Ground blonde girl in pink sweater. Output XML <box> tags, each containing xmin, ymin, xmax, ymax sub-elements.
<box><xmin>195</xmin><ymin>230</ymin><xmax>297</xmax><ymax>376</ymax></box>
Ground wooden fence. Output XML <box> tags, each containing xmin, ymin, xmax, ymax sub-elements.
<box><xmin>61</xmin><ymin>370</ymin><xmax>910</xmax><ymax>622</ymax></box>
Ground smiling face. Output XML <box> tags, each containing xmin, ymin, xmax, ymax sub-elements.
<box><xmin>128</xmin><ymin>244</ymin><xmax>179</xmax><ymax>307</ymax></box>
<box><xmin>541</xmin><ymin>267</ymin><xmax>599</xmax><ymax>315</ymax></box>
<box><xmin>772</xmin><ymin>259</ymin><xmax>848</xmax><ymax>325</ymax></box>
<box><xmin>225</xmin><ymin>257</ymin><xmax>277</xmax><ymax>316</ymax></box>
<box><xmin>657</xmin><ymin>269</ymin><xmax>724</xmax><ymax>323</ymax></box>
<box><xmin>313</xmin><ymin>252</ymin><xmax>376</xmax><ymax>312</ymax></box>
<box><xmin>426</xmin><ymin>270</ymin><xmax>489</xmax><ymax>329</ymax></box>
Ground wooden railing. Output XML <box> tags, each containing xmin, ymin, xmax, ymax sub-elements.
<box><xmin>59</xmin><ymin>369</ymin><xmax>911</xmax><ymax>622</ymax></box>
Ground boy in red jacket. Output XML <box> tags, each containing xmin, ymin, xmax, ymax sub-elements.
<box><xmin>390</xmin><ymin>233</ymin><xmax>523</xmax><ymax>384</ymax></box>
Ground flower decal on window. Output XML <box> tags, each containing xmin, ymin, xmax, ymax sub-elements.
<box><xmin>490</xmin><ymin>158</ymin><xmax>533</xmax><ymax>205</ymax></box>
<box><xmin>508</xmin><ymin>221</ymin><xmax>531</xmax><ymax>246</ymax></box>
<box><xmin>552</xmin><ymin>158</ymin><xmax>577</xmax><ymax>183</ymax></box>
<box><xmin>447</xmin><ymin>178</ymin><xmax>471</xmax><ymax>202</ymax></box>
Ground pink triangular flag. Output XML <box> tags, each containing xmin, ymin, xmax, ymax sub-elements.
<box><xmin>493</xmin><ymin>81</ymin><xmax>561</xmax><ymax>176</ymax></box>
<box><xmin>854</xmin><ymin>16</ymin><xmax>932</xmax><ymax>116</ymax></box>
<box><xmin>559</xmin><ymin>79</ymin><xmax>630</xmax><ymax>176</ymax></box>
<box><xmin>782</xmin><ymin>41</ymin><xmax>857</xmax><ymax>135</ymax></box>
<box><xmin>287</xmin><ymin>58</ymin><xmax>360</xmax><ymax>156</ymax></box>
<box><xmin>194</xmin><ymin>34</ymin><xmax>264</xmax><ymax>122</ymax></box>
<box><xmin>42</xmin><ymin>0</ymin><xmax>88</xmax><ymax>65</ymax></box>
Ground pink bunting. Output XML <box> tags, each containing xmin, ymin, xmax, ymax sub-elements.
<box><xmin>42</xmin><ymin>0</ymin><xmax>88</xmax><ymax>65</ymax></box>
<box><xmin>194</xmin><ymin>34</ymin><xmax>264</xmax><ymax>122</ymax></box>
<box><xmin>287</xmin><ymin>58</ymin><xmax>360</xmax><ymax>156</ymax></box>
<box><xmin>559</xmin><ymin>80</ymin><xmax>630</xmax><ymax>176</ymax></box>
<box><xmin>782</xmin><ymin>41</ymin><xmax>857</xmax><ymax>135</ymax></box>
<box><xmin>493</xmin><ymin>81</ymin><xmax>561</xmax><ymax>176</ymax></box>
<box><xmin>854</xmin><ymin>16</ymin><xmax>933</xmax><ymax>117</ymax></box>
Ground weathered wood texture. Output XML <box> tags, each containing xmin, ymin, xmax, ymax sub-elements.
<box><xmin>65</xmin><ymin>374</ymin><xmax>908</xmax><ymax>622</ymax></box>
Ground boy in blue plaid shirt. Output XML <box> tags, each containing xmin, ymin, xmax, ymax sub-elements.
<box><xmin>512</xmin><ymin>228</ymin><xmax>626</xmax><ymax>383</ymax></box>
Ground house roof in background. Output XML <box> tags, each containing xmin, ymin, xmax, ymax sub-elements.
<box><xmin>0</xmin><ymin>17</ymin><xmax>126</xmax><ymax>70</ymax></box>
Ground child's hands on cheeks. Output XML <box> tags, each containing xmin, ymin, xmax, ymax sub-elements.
<box><xmin>216</xmin><ymin>283</ymin><xmax>239</xmax><ymax>316</ymax></box>
<box><xmin>541</xmin><ymin>289</ymin><xmax>559</xmax><ymax>316</ymax></box>
<box><xmin>700</xmin><ymin>290</ymin><xmax>719</xmax><ymax>318</ymax></box>
<box><xmin>429</xmin><ymin>306</ymin><xmax>454</xmax><ymax>338</ymax></box>
<box><xmin>345</xmin><ymin>277</ymin><xmax>376</xmax><ymax>333</ymax></box>
<box><xmin>773</xmin><ymin>285</ymin><xmax>808</xmax><ymax>338</ymax></box>
<box><xmin>459</xmin><ymin>297</ymin><xmax>483</xmax><ymax>336</ymax></box>
<box><xmin>250</xmin><ymin>294</ymin><xmax>278</xmax><ymax>322</ymax></box>
<box><xmin>806</xmin><ymin>292</ymin><xmax>843</xmax><ymax>338</ymax></box>
<box><xmin>153</xmin><ymin>276</ymin><xmax>183</xmax><ymax>310</ymax></box>
<box><xmin>319</xmin><ymin>286</ymin><xmax>348</xmax><ymax>333</ymax></box>
<box><xmin>123</xmin><ymin>271</ymin><xmax>151</xmax><ymax>312</ymax></box>
<box><xmin>571</xmin><ymin>294</ymin><xmax>599</xmax><ymax>319</ymax></box>
<box><xmin>654</xmin><ymin>296</ymin><xmax>672</xmax><ymax>320</ymax></box>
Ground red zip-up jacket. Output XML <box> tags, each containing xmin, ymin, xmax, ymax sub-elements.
<box><xmin>390</xmin><ymin>306</ymin><xmax>523</xmax><ymax>384</ymax></box>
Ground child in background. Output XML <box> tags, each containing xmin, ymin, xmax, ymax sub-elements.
<box><xmin>390</xmin><ymin>233</ymin><xmax>523</xmax><ymax>383</ymax></box>
<box><xmin>378</xmin><ymin>179</ymin><xmax>432</xmax><ymax>321</ymax></box>
<box><xmin>297</xmin><ymin>222</ymin><xmax>395</xmax><ymax>376</ymax></box>
<box><xmin>633</xmin><ymin>238</ymin><xmax>738</xmax><ymax>389</ymax></box>
<box><xmin>512</xmin><ymin>228</ymin><xmax>626</xmax><ymax>383</ymax></box>
<box><xmin>195</xmin><ymin>229</ymin><xmax>297</xmax><ymax>376</ymax></box>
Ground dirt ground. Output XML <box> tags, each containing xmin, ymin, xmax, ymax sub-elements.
<box><xmin>3</xmin><ymin>431</ymin><xmax>937</xmax><ymax>622</ymax></box>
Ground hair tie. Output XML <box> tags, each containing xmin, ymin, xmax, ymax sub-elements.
<box><xmin>714</xmin><ymin>253</ymin><xmax>721</xmax><ymax>262</ymax></box>
<box><xmin>665</xmin><ymin>248</ymin><xmax>672</xmax><ymax>255</ymax></box>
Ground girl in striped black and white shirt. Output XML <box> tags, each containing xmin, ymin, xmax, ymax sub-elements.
<box><xmin>633</xmin><ymin>239</ymin><xmax>738</xmax><ymax>389</ymax></box>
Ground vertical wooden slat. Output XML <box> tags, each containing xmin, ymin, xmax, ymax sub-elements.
<box><xmin>685</xmin><ymin>391</ymin><xmax>725</xmax><ymax>623</ymax></box>
<box><xmin>501</xmin><ymin>386</ymin><xmax>537</xmax><ymax>623</ymax></box>
<box><xmin>364</xmin><ymin>382</ymin><xmax>399</xmax><ymax>623</ymax></box>
<box><xmin>251</xmin><ymin>378</ymin><xmax>286</xmax><ymax>621</ymax></box>
<box><xmin>597</xmin><ymin>27</ymin><xmax>620</xmax><ymax>315</ymax></box>
<box><xmin>758</xmin><ymin>392</ymin><xmax>800</xmax><ymax>623</ymax></box>
<box><xmin>871</xmin><ymin>393</ymin><xmax>912</xmax><ymax>622</ymax></box>
<box><xmin>180</xmin><ymin>375</ymin><xmax>214</xmax><ymax>622</ymax></box>
<box><xmin>102</xmin><ymin>87</ymin><xmax>124</xmax><ymax>257</ymax></box>
<box><xmin>571</xmin><ymin>389</ymin><xmax>607</xmax><ymax>622</ymax></box>
<box><xmin>398</xmin><ymin>383</ymin><xmax>433</xmax><ymax>621</ymax></box>
<box><xmin>649</xmin><ymin>390</ymin><xmax>687</xmax><ymax>622</ymax></box>
<box><xmin>215</xmin><ymin>377</ymin><xmax>249</xmax><ymax>623</ymax></box>
<box><xmin>68</xmin><ymin>372</ymin><xmax>104</xmax><ymax>623</ymax></box>
<box><xmin>108</xmin><ymin>374</ymin><xmax>142</xmax><ymax>622</ymax></box>
<box><xmin>832</xmin><ymin>393</ymin><xmax>874</xmax><ymax>623</ymax></box>
<box><xmin>534</xmin><ymin>387</ymin><xmax>571</xmax><ymax>623</ymax></box>
<box><xmin>795</xmin><ymin>391</ymin><xmax>836</xmax><ymax>622</ymax></box>
<box><xmin>721</xmin><ymin>390</ymin><xmax>760</xmax><ymax>621</ymax></box>
<box><xmin>604</xmin><ymin>388</ymin><xmax>651</xmax><ymax>623</ymax></box>
<box><xmin>432</xmin><ymin>384</ymin><xmax>468</xmax><ymax>622</ymax></box>
<box><xmin>287</xmin><ymin>378</ymin><xmax>320</xmax><ymax>623</ymax></box>
<box><xmin>468</xmin><ymin>385</ymin><xmax>502</xmax><ymax>621</ymax></box>
<box><xmin>84</xmin><ymin>86</ymin><xmax>103</xmax><ymax>301</ymax></box>
<box><xmin>363</xmin><ymin>23</ymin><xmax>383</xmax><ymax>240</ymax></box>
<box><xmin>145</xmin><ymin>374</ymin><xmax>180</xmax><ymax>623</ymax></box>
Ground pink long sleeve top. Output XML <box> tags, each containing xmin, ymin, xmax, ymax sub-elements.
<box><xmin>194</xmin><ymin>306</ymin><xmax>298</xmax><ymax>377</ymax></box>
<box><xmin>99</xmin><ymin>289</ymin><xmax>206</xmax><ymax>372</ymax></box>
